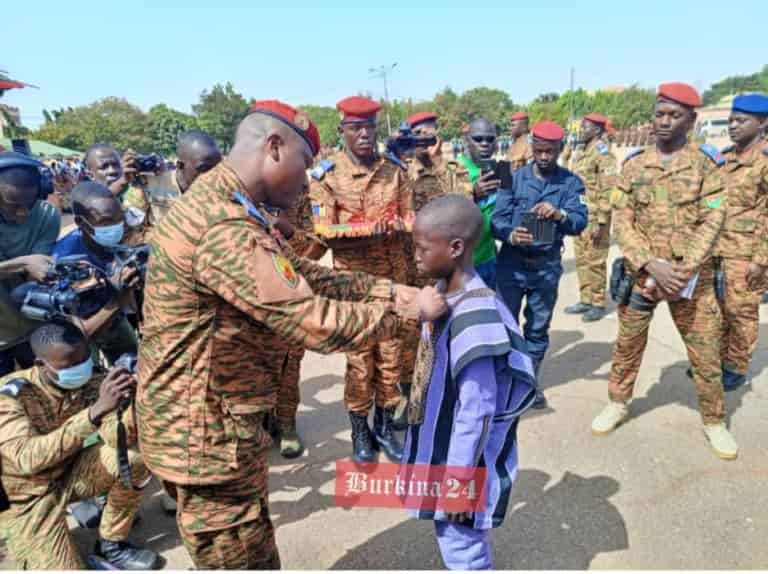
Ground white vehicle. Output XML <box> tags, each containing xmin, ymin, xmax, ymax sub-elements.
<box><xmin>697</xmin><ymin>118</ymin><xmax>729</xmax><ymax>139</ymax></box>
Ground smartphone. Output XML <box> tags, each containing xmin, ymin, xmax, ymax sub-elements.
<box><xmin>520</xmin><ymin>212</ymin><xmax>556</xmax><ymax>244</ymax></box>
<box><xmin>520</xmin><ymin>212</ymin><xmax>538</xmax><ymax>237</ymax></box>
<box><xmin>494</xmin><ymin>160</ymin><xmax>513</xmax><ymax>189</ymax></box>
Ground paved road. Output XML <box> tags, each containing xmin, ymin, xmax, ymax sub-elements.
<box><xmin>2</xmin><ymin>242</ymin><xmax>767</xmax><ymax>570</ymax></box>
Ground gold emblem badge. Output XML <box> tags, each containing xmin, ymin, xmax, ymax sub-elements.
<box><xmin>294</xmin><ymin>112</ymin><xmax>310</xmax><ymax>131</ymax></box>
<box><xmin>272</xmin><ymin>253</ymin><xmax>299</xmax><ymax>288</ymax></box>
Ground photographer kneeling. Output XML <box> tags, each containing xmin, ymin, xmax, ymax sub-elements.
<box><xmin>0</xmin><ymin>152</ymin><xmax>61</xmax><ymax>376</ymax></box>
<box><xmin>53</xmin><ymin>182</ymin><xmax>142</xmax><ymax>363</ymax></box>
<box><xmin>0</xmin><ymin>321</ymin><xmax>159</xmax><ymax>570</ymax></box>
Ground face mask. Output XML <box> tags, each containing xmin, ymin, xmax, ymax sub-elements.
<box><xmin>49</xmin><ymin>357</ymin><xmax>93</xmax><ymax>390</ymax></box>
<box><xmin>92</xmin><ymin>222</ymin><xmax>125</xmax><ymax>247</ymax></box>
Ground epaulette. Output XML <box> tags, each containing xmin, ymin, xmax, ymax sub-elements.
<box><xmin>596</xmin><ymin>142</ymin><xmax>609</xmax><ymax>155</ymax></box>
<box><xmin>622</xmin><ymin>147</ymin><xmax>645</xmax><ymax>163</ymax></box>
<box><xmin>309</xmin><ymin>159</ymin><xmax>335</xmax><ymax>181</ymax></box>
<box><xmin>383</xmin><ymin>152</ymin><xmax>407</xmax><ymax>170</ymax></box>
<box><xmin>699</xmin><ymin>143</ymin><xmax>726</xmax><ymax>166</ymax></box>
<box><xmin>231</xmin><ymin>191</ymin><xmax>269</xmax><ymax>229</ymax></box>
<box><xmin>0</xmin><ymin>378</ymin><xmax>29</xmax><ymax>399</ymax></box>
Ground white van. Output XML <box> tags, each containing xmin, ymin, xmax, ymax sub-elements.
<box><xmin>697</xmin><ymin>118</ymin><xmax>729</xmax><ymax>139</ymax></box>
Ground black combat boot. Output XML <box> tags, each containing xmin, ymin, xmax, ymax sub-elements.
<box><xmin>531</xmin><ymin>359</ymin><xmax>548</xmax><ymax>409</ymax></box>
<box><xmin>390</xmin><ymin>383</ymin><xmax>411</xmax><ymax>432</ymax></box>
<box><xmin>373</xmin><ymin>406</ymin><xmax>404</xmax><ymax>462</ymax></box>
<box><xmin>349</xmin><ymin>411</ymin><xmax>377</xmax><ymax>463</ymax></box>
<box><xmin>94</xmin><ymin>538</ymin><xmax>161</xmax><ymax>570</ymax></box>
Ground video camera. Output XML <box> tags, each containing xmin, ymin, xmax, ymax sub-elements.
<box><xmin>385</xmin><ymin>122</ymin><xmax>437</xmax><ymax>157</ymax></box>
<box><xmin>0</xmin><ymin>144</ymin><xmax>54</xmax><ymax>200</ymax></box>
<box><xmin>107</xmin><ymin>244</ymin><xmax>150</xmax><ymax>291</ymax></box>
<box><xmin>135</xmin><ymin>153</ymin><xmax>162</xmax><ymax>174</ymax></box>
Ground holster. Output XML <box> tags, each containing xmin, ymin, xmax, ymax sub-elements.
<box><xmin>713</xmin><ymin>257</ymin><xmax>725</xmax><ymax>302</ymax></box>
<box><xmin>610</xmin><ymin>257</ymin><xmax>634</xmax><ymax>306</ymax></box>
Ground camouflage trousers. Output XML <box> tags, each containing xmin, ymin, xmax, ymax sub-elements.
<box><xmin>276</xmin><ymin>349</ymin><xmax>304</xmax><ymax>430</ymax></box>
<box><xmin>0</xmin><ymin>443</ymin><xmax>149</xmax><ymax>570</ymax></box>
<box><xmin>573</xmin><ymin>227</ymin><xmax>610</xmax><ymax>307</ymax></box>
<box><xmin>608</xmin><ymin>282</ymin><xmax>724</xmax><ymax>424</ymax></box>
<box><xmin>174</xmin><ymin>455</ymin><xmax>279</xmax><ymax>570</ymax></box>
<box><xmin>719</xmin><ymin>258</ymin><xmax>765</xmax><ymax>375</ymax></box>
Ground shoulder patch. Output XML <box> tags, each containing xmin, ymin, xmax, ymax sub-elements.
<box><xmin>699</xmin><ymin>143</ymin><xmax>726</xmax><ymax>166</ymax></box>
<box><xmin>383</xmin><ymin>152</ymin><xmax>407</xmax><ymax>170</ymax></box>
<box><xmin>0</xmin><ymin>378</ymin><xmax>29</xmax><ymax>399</ymax></box>
<box><xmin>310</xmin><ymin>159</ymin><xmax>335</xmax><ymax>181</ymax></box>
<box><xmin>231</xmin><ymin>191</ymin><xmax>269</xmax><ymax>228</ymax></box>
<box><xmin>272</xmin><ymin>253</ymin><xmax>299</xmax><ymax>288</ymax></box>
<box><xmin>622</xmin><ymin>147</ymin><xmax>645</xmax><ymax>164</ymax></box>
<box><xmin>596</xmin><ymin>142</ymin><xmax>609</xmax><ymax>155</ymax></box>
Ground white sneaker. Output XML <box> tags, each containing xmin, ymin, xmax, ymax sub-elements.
<box><xmin>703</xmin><ymin>423</ymin><xmax>739</xmax><ymax>460</ymax></box>
<box><xmin>591</xmin><ymin>402</ymin><xmax>630</xmax><ymax>435</ymax></box>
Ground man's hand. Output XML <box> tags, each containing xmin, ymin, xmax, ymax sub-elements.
<box><xmin>509</xmin><ymin>227</ymin><xmax>534</xmax><ymax>246</ymax></box>
<box><xmin>121</xmin><ymin>150</ymin><xmax>138</xmax><ymax>184</ymax></box>
<box><xmin>472</xmin><ymin>171</ymin><xmax>501</xmax><ymax>201</ymax></box>
<box><xmin>746</xmin><ymin>263</ymin><xmax>767</xmax><ymax>291</ymax></box>
<box><xmin>88</xmin><ymin>366</ymin><xmax>136</xmax><ymax>423</ymax></box>
<box><xmin>111</xmin><ymin>265</ymin><xmax>140</xmax><ymax>292</ymax></box>
<box><xmin>591</xmin><ymin>224</ymin><xmax>609</xmax><ymax>248</ymax></box>
<box><xmin>22</xmin><ymin>255</ymin><xmax>54</xmax><ymax>282</ymax></box>
<box><xmin>393</xmin><ymin>284</ymin><xmax>420</xmax><ymax>308</ymax></box>
<box><xmin>414</xmin><ymin>286</ymin><xmax>448</xmax><ymax>322</ymax></box>
<box><xmin>647</xmin><ymin>260</ymin><xmax>688</xmax><ymax>296</ymax></box>
<box><xmin>532</xmin><ymin>201</ymin><xmax>564</xmax><ymax>221</ymax></box>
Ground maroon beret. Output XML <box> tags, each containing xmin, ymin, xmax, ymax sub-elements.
<box><xmin>583</xmin><ymin>113</ymin><xmax>608</xmax><ymax>126</ymax></box>
<box><xmin>531</xmin><ymin>120</ymin><xmax>565</xmax><ymax>141</ymax></box>
<box><xmin>509</xmin><ymin>111</ymin><xmax>529</xmax><ymax>121</ymax></box>
<box><xmin>407</xmin><ymin>112</ymin><xmax>439</xmax><ymax>128</ymax></box>
<box><xmin>657</xmin><ymin>83</ymin><xmax>702</xmax><ymax>108</ymax></box>
<box><xmin>336</xmin><ymin>96</ymin><xmax>381</xmax><ymax>122</ymax></box>
<box><xmin>249</xmin><ymin>100</ymin><xmax>320</xmax><ymax>156</ymax></box>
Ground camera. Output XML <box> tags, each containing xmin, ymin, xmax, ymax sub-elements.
<box><xmin>107</xmin><ymin>244</ymin><xmax>150</xmax><ymax>290</ymax></box>
<box><xmin>10</xmin><ymin>256</ymin><xmax>113</xmax><ymax>321</ymax></box>
<box><xmin>135</xmin><ymin>153</ymin><xmax>162</xmax><ymax>173</ymax></box>
<box><xmin>114</xmin><ymin>353</ymin><xmax>137</xmax><ymax>374</ymax></box>
<box><xmin>385</xmin><ymin>122</ymin><xmax>437</xmax><ymax>157</ymax></box>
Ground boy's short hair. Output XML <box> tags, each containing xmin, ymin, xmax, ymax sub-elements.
<box><xmin>29</xmin><ymin>321</ymin><xmax>87</xmax><ymax>358</ymax></box>
<box><xmin>416</xmin><ymin>194</ymin><xmax>484</xmax><ymax>247</ymax></box>
<box><xmin>71</xmin><ymin>181</ymin><xmax>115</xmax><ymax>218</ymax></box>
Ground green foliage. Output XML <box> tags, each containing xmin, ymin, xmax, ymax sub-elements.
<box><xmin>147</xmin><ymin>104</ymin><xmax>197</xmax><ymax>157</ymax></box>
<box><xmin>298</xmin><ymin>105</ymin><xmax>339</xmax><ymax>148</ymax></box>
<box><xmin>192</xmin><ymin>83</ymin><xmax>248</xmax><ymax>152</ymax></box>
<box><xmin>703</xmin><ymin>65</ymin><xmax>768</xmax><ymax>106</ymax></box>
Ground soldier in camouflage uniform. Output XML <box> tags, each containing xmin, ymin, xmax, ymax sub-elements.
<box><xmin>308</xmin><ymin>96</ymin><xmax>415</xmax><ymax>464</ymax></box>
<box><xmin>0</xmin><ymin>322</ymin><xmax>158</xmax><ymax>570</ymax></box>
<box><xmin>591</xmin><ymin>83</ymin><xmax>738</xmax><ymax>460</ymax></box>
<box><xmin>563</xmin><ymin>113</ymin><xmax>618</xmax><ymax>322</ymax></box>
<box><xmin>508</xmin><ymin>111</ymin><xmax>533</xmax><ymax>171</ymax></box>
<box><xmin>138</xmin><ymin>101</ymin><xmax>444</xmax><ymax>569</ymax></box>
<box><xmin>714</xmin><ymin>94</ymin><xmax>768</xmax><ymax>390</ymax></box>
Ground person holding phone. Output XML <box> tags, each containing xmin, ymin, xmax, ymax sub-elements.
<box><xmin>491</xmin><ymin>121</ymin><xmax>588</xmax><ymax>408</ymax></box>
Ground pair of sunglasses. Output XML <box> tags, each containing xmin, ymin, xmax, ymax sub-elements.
<box><xmin>471</xmin><ymin>135</ymin><xmax>496</xmax><ymax>144</ymax></box>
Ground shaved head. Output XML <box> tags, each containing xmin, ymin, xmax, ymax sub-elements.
<box><xmin>175</xmin><ymin>129</ymin><xmax>222</xmax><ymax>192</ymax></box>
<box><xmin>416</xmin><ymin>194</ymin><xmax>483</xmax><ymax>247</ymax></box>
<box><xmin>465</xmin><ymin>117</ymin><xmax>497</xmax><ymax>162</ymax></box>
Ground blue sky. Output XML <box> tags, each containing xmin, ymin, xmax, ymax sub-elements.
<box><xmin>3</xmin><ymin>0</ymin><xmax>765</xmax><ymax>128</ymax></box>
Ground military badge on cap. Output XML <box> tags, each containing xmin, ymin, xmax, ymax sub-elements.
<box><xmin>272</xmin><ymin>253</ymin><xmax>299</xmax><ymax>288</ymax></box>
<box><xmin>294</xmin><ymin>112</ymin><xmax>310</xmax><ymax>131</ymax></box>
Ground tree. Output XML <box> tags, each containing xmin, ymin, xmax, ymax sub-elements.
<box><xmin>299</xmin><ymin>105</ymin><xmax>339</xmax><ymax>148</ymax></box>
<box><xmin>32</xmin><ymin>97</ymin><xmax>150</xmax><ymax>152</ymax></box>
<box><xmin>192</xmin><ymin>83</ymin><xmax>248</xmax><ymax>152</ymax></box>
<box><xmin>703</xmin><ymin>65</ymin><xmax>768</xmax><ymax>106</ymax></box>
<box><xmin>147</xmin><ymin>104</ymin><xmax>197</xmax><ymax>157</ymax></box>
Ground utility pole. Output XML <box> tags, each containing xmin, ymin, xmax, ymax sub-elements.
<box><xmin>369</xmin><ymin>63</ymin><xmax>397</xmax><ymax>135</ymax></box>
<box><xmin>569</xmin><ymin>67</ymin><xmax>575</xmax><ymax>132</ymax></box>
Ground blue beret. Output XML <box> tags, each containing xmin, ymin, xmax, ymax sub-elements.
<box><xmin>732</xmin><ymin>93</ymin><xmax>768</xmax><ymax>116</ymax></box>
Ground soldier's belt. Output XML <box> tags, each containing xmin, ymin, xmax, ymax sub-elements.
<box><xmin>315</xmin><ymin>216</ymin><xmax>414</xmax><ymax>239</ymax></box>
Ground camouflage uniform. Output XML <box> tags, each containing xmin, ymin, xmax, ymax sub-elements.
<box><xmin>715</xmin><ymin>143</ymin><xmax>768</xmax><ymax>375</ymax></box>
<box><xmin>0</xmin><ymin>367</ymin><xmax>149</xmax><ymax>570</ymax></box>
<box><xmin>138</xmin><ymin>162</ymin><xmax>417</xmax><ymax>569</ymax></box>
<box><xmin>309</xmin><ymin>151</ymin><xmax>414</xmax><ymax>414</ymax></box>
<box><xmin>609</xmin><ymin>143</ymin><xmax>727</xmax><ymax>424</ymax></box>
<box><xmin>566</xmin><ymin>139</ymin><xmax>618</xmax><ymax>307</ymax></box>
<box><xmin>275</xmin><ymin>187</ymin><xmax>328</xmax><ymax>432</ymax></box>
<box><xmin>509</xmin><ymin>134</ymin><xmax>533</xmax><ymax>171</ymax></box>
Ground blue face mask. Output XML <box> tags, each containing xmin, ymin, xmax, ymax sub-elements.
<box><xmin>49</xmin><ymin>357</ymin><xmax>94</xmax><ymax>390</ymax></box>
<box><xmin>92</xmin><ymin>222</ymin><xmax>125</xmax><ymax>247</ymax></box>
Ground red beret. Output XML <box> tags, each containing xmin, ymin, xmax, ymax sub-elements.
<box><xmin>583</xmin><ymin>113</ymin><xmax>608</xmax><ymax>126</ymax></box>
<box><xmin>657</xmin><ymin>82</ymin><xmax>702</xmax><ymax>108</ymax></box>
<box><xmin>605</xmin><ymin>119</ymin><xmax>617</xmax><ymax>135</ymax></box>
<box><xmin>249</xmin><ymin>100</ymin><xmax>320</xmax><ymax>156</ymax></box>
<box><xmin>407</xmin><ymin>111</ymin><xmax>438</xmax><ymax>128</ymax></box>
<box><xmin>336</xmin><ymin>96</ymin><xmax>381</xmax><ymax>121</ymax></box>
<box><xmin>531</xmin><ymin>120</ymin><xmax>565</xmax><ymax>141</ymax></box>
<box><xmin>509</xmin><ymin>111</ymin><xmax>529</xmax><ymax>121</ymax></box>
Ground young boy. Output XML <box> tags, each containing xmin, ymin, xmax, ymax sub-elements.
<box><xmin>401</xmin><ymin>194</ymin><xmax>537</xmax><ymax>570</ymax></box>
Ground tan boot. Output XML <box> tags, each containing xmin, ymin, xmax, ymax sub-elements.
<box><xmin>591</xmin><ymin>402</ymin><xmax>630</xmax><ymax>435</ymax></box>
<box><xmin>703</xmin><ymin>423</ymin><xmax>738</xmax><ymax>460</ymax></box>
<box><xmin>280</xmin><ymin>427</ymin><xmax>305</xmax><ymax>459</ymax></box>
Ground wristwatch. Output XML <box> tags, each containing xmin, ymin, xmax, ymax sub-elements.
<box><xmin>558</xmin><ymin>209</ymin><xmax>568</xmax><ymax>222</ymax></box>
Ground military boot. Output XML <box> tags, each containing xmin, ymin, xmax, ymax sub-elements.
<box><xmin>349</xmin><ymin>412</ymin><xmax>377</xmax><ymax>463</ymax></box>
<box><xmin>582</xmin><ymin>306</ymin><xmax>606</xmax><ymax>322</ymax></box>
<box><xmin>373</xmin><ymin>406</ymin><xmax>404</xmax><ymax>462</ymax></box>
<box><xmin>391</xmin><ymin>383</ymin><xmax>411</xmax><ymax>432</ymax></box>
<box><xmin>722</xmin><ymin>368</ymin><xmax>747</xmax><ymax>392</ymax></box>
<box><xmin>530</xmin><ymin>360</ymin><xmax>548</xmax><ymax>409</ymax></box>
<box><xmin>94</xmin><ymin>538</ymin><xmax>161</xmax><ymax>570</ymax></box>
<box><xmin>564</xmin><ymin>302</ymin><xmax>592</xmax><ymax>315</ymax></box>
<box><xmin>279</xmin><ymin>427</ymin><xmax>305</xmax><ymax>459</ymax></box>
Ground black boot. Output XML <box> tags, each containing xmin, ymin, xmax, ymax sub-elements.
<box><xmin>531</xmin><ymin>359</ymin><xmax>548</xmax><ymax>409</ymax></box>
<box><xmin>94</xmin><ymin>538</ymin><xmax>161</xmax><ymax>570</ymax></box>
<box><xmin>374</xmin><ymin>407</ymin><xmax>404</xmax><ymax>462</ymax></box>
<box><xmin>391</xmin><ymin>384</ymin><xmax>411</xmax><ymax>432</ymax></box>
<box><xmin>349</xmin><ymin>412</ymin><xmax>377</xmax><ymax>463</ymax></box>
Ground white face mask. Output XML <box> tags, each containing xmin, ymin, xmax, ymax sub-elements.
<box><xmin>91</xmin><ymin>222</ymin><xmax>125</xmax><ymax>247</ymax></box>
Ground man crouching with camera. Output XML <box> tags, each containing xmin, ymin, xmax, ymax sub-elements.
<box><xmin>0</xmin><ymin>321</ymin><xmax>160</xmax><ymax>570</ymax></box>
<box><xmin>53</xmin><ymin>181</ymin><xmax>144</xmax><ymax>362</ymax></box>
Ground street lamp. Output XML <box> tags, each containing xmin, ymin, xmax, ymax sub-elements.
<box><xmin>369</xmin><ymin>63</ymin><xmax>397</xmax><ymax>135</ymax></box>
